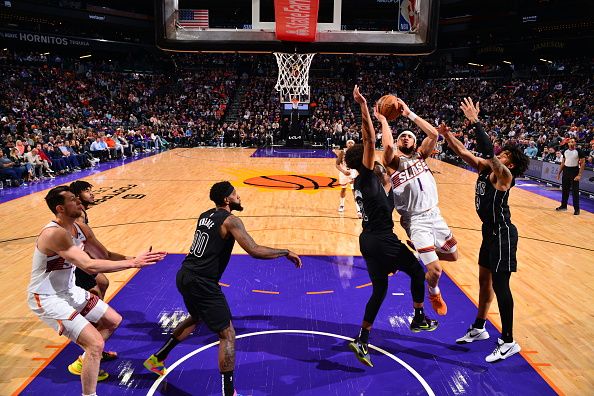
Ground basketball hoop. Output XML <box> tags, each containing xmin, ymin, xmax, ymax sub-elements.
<box><xmin>274</xmin><ymin>52</ymin><xmax>315</xmax><ymax>104</ymax></box>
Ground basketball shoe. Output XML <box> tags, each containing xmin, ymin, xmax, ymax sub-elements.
<box><xmin>348</xmin><ymin>338</ymin><xmax>373</xmax><ymax>367</ymax></box>
<box><xmin>67</xmin><ymin>356</ymin><xmax>109</xmax><ymax>381</ymax></box>
<box><xmin>143</xmin><ymin>354</ymin><xmax>167</xmax><ymax>376</ymax></box>
<box><xmin>410</xmin><ymin>315</ymin><xmax>438</xmax><ymax>332</ymax></box>
<box><xmin>456</xmin><ymin>326</ymin><xmax>490</xmax><ymax>344</ymax></box>
<box><xmin>485</xmin><ymin>338</ymin><xmax>521</xmax><ymax>362</ymax></box>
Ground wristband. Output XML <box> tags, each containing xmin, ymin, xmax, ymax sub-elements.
<box><xmin>407</xmin><ymin>112</ymin><xmax>417</xmax><ymax>122</ymax></box>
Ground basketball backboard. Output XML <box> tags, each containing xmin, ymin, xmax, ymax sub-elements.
<box><xmin>156</xmin><ymin>0</ymin><xmax>439</xmax><ymax>55</ymax></box>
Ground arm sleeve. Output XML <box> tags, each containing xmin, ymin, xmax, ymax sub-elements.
<box><xmin>471</xmin><ymin>122</ymin><xmax>494</xmax><ymax>159</ymax></box>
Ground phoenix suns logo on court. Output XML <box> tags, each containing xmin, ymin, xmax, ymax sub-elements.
<box><xmin>243</xmin><ymin>175</ymin><xmax>339</xmax><ymax>190</ymax></box>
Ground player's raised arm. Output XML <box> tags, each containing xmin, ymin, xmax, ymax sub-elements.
<box><xmin>439</xmin><ymin>123</ymin><xmax>487</xmax><ymax>171</ymax></box>
<box><xmin>374</xmin><ymin>105</ymin><xmax>400</xmax><ymax>170</ymax></box>
<box><xmin>353</xmin><ymin>85</ymin><xmax>375</xmax><ymax>170</ymax></box>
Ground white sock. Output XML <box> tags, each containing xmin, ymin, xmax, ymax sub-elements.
<box><xmin>82</xmin><ymin>393</ymin><xmax>97</xmax><ymax>396</ymax></box>
<box><xmin>340</xmin><ymin>197</ymin><xmax>345</xmax><ymax>206</ymax></box>
<box><xmin>428</xmin><ymin>285</ymin><xmax>440</xmax><ymax>295</ymax></box>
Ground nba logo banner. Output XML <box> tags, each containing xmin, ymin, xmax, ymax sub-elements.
<box><xmin>398</xmin><ymin>0</ymin><xmax>417</xmax><ymax>32</ymax></box>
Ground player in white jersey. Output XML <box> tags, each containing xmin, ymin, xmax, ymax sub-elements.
<box><xmin>376</xmin><ymin>98</ymin><xmax>458</xmax><ymax>316</ymax></box>
<box><xmin>336</xmin><ymin>139</ymin><xmax>362</xmax><ymax>218</ymax></box>
<box><xmin>28</xmin><ymin>185</ymin><xmax>166</xmax><ymax>396</ymax></box>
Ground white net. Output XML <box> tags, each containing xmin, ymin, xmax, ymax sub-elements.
<box><xmin>274</xmin><ymin>53</ymin><xmax>315</xmax><ymax>104</ymax></box>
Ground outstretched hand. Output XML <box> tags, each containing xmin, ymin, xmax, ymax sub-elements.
<box><xmin>460</xmin><ymin>97</ymin><xmax>480</xmax><ymax>123</ymax></box>
<box><xmin>286</xmin><ymin>250</ymin><xmax>302</xmax><ymax>268</ymax></box>
<box><xmin>353</xmin><ymin>85</ymin><xmax>366</xmax><ymax>105</ymax></box>
<box><xmin>437</xmin><ymin>122</ymin><xmax>449</xmax><ymax>136</ymax></box>
<box><xmin>133</xmin><ymin>248</ymin><xmax>167</xmax><ymax>268</ymax></box>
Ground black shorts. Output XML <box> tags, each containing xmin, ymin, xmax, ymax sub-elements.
<box><xmin>479</xmin><ymin>223</ymin><xmax>518</xmax><ymax>273</ymax></box>
<box><xmin>75</xmin><ymin>267</ymin><xmax>98</xmax><ymax>290</ymax></box>
<box><xmin>359</xmin><ymin>231</ymin><xmax>421</xmax><ymax>278</ymax></box>
<box><xmin>176</xmin><ymin>269</ymin><xmax>231</xmax><ymax>333</ymax></box>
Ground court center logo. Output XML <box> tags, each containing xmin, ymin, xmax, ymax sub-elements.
<box><xmin>243</xmin><ymin>175</ymin><xmax>339</xmax><ymax>190</ymax></box>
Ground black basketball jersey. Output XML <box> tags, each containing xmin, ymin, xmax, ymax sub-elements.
<box><xmin>475</xmin><ymin>170</ymin><xmax>515</xmax><ymax>227</ymax></box>
<box><xmin>354</xmin><ymin>166</ymin><xmax>395</xmax><ymax>233</ymax></box>
<box><xmin>181</xmin><ymin>208</ymin><xmax>235</xmax><ymax>281</ymax></box>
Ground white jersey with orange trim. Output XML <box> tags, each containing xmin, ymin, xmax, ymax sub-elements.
<box><xmin>28</xmin><ymin>221</ymin><xmax>87</xmax><ymax>295</ymax></box>
<box><xmin>389</xmin><ymin>151</ymin><xmax>438</xmax><ymax>215</ymax></box>
<box><xmin>338</xmin><ymin>147</ymin><xmax>358</xmax><ymax>186</ymax></box>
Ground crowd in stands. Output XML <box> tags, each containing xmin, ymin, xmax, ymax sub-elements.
<box><xmin>1</xmin><ymin>50</ymin><xmax>593</xmax><ymax>188</ymax></box>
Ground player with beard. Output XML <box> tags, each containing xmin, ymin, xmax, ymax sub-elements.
<box><xmin>144</xmin><ymin>181</ymin><xmax>302</xmax><ymax>396</ymax></box>
<box><xmin>70</xmin><ymin>181</ymin><xmax>110</xmax><ymax>300</ymax></box>
<box><xmin>378</xmin><ymin>98</ymin><xmax>458</xmax><ymax>316</ymax></box>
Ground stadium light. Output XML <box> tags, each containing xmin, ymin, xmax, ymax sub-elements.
<box><xmin>503</xmin><ymin>60</ymin><xmax>512</xmax><ymax>64</ymax></box>
<box><xmin>539</xmin><ymin>58</ymin><xmax>552</xmax><ymax>64</ymax></box>
<box><xmin>42</xmin><ymin>52</ymin><xmax>50</xmax><ymax>55</ymax></box>
<box><xmin>79</xmin><ymin>54</ymin><xmax>92</xmax><ymax>59</ymax></box>
<box><xmin>468</xmin><ymin>62</ymin><xmax>483</xmax><ymax>67</ymax></box>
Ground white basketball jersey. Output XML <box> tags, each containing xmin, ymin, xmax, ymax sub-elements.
<box><xmin>28</xmin><ymin>221</ymin><xmax>87</xmax><ymax>294</ymax></box>
<box><xmin>389</xmin><ymin>152</ymin><xmax>439</xmax><ymax>215</ymax></box>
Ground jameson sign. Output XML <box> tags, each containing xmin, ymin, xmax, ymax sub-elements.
<box><xmin>0</xmin><ymin>30</ymin><xmax>90</xmax><ymax>47</ymax></box>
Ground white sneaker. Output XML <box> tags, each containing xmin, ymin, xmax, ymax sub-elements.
<box><xmin>338</xmin><ymin>205</ymin><xmax>345</xmax><ymax>212</ymax></box>
<box><xmin>456</xmin><ymin>326</ymin><xmax>490</xmax><ymax>344</ymax></box>
<box><xmin>485</xmin><ymin>338</ymin><xmax>521</xmax><ymax>363</ymax></box>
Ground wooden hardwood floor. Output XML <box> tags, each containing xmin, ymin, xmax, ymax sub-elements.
<box><xmin>1</xmin><ymin>148</ymin><xmax>592</xmax><ymax>395</ymax></box>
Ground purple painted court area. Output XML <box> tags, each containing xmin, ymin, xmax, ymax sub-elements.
<box><xmin>0</xmin><ymin>151</ymin><xmax>160</xmax><ymax>205</ymax></box>
<box><xmin>252</xmin><ymin>147</ymin><xmax>337</xmax><ymax>158</ymax></box>
<box><xmin>516</xmin><ymin>178</ymin><xmax>594</xmax><ymax>213</ymax></box>
<box><xmin>22</xmin><ymin>254</ymin><xmax>555</xmax><ymax>396</ymax></box>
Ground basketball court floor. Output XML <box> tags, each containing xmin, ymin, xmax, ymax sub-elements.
<box><xmin>1</xmin><ymin>148</ymin><xmax>592</xmax><ymax>395</ymax></box>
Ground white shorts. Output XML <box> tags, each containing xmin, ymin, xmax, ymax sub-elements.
<box><xmin>400</xmin><ymin>207</ymin><xmax>457</xmax><ymax>265</ymax></box>
<box><xmin>28</xmin><ymin>286</ymin><xmax>109</xmax><ymax>342</ymax></box>
<box><xmin>338</xmin><ymin>169</ymin><xmax>358</xmax><ymax>188</ymax></box>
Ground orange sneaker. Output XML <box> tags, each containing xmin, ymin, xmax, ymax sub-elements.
<box><xmin>429</xmin><ymin>292</ymin><xmax>448</xmax><ymax>315</ymax></box>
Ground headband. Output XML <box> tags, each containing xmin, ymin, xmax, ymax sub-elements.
<box><xmin>397</xmin><ymin>130</ymin><xmax>417</xmax><ymax>141</ymax></box>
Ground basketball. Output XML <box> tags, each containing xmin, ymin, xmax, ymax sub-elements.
<box><xmin>377</xmin><ymin>95</ymin><xmax>402</xmax><ymax>121</ymax></box>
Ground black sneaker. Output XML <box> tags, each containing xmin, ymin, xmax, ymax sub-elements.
<box><xmin>555</xmin><ymin>206</ymin><xmax>567</xmax><ymax>211</ymax></box>
<box><xmin>410</xmin><ymin>315</ymin><xmax>438</xmax><ymax>332</ymax></box>
<box><xmin>574</xmin><ymin>210</ymin><xmax>580</xmax><ymax>215</ymax></box>
<box><xmin>348</xmin><ymin>338</ymin><xmax>373</xmax><ymax>367</ymax></box>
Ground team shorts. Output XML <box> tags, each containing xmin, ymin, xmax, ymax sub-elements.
<box><xmin>359</xmin><ymin>231</ymin><xmax>421</xmax><ymax>277</ymax></box>
<box><xmin>400</xmin><ymin>207</ymin><xmax>457</xmax><ymax>265</ymax></box>
<box><xmin>74</xmin><ymin>267</ymin><xmax>98</xmax><ymax>290</ymax></box>
<box><xmin>28</xmin><ymin>286</ymin><xmax>109</xmax><ymax>342</ymax></box>
<box><xmin>478</xmin><ymin>223</ymin><xmax>518</xmax><ymax>272</ymax></box>
<box><xmin>176</xmin><ymin>269</ymin><xmax>231</xmax><ymax>333</ymax></box>
<box><xmin>338</xmin><ymin>169</ymin><xmax>358</xmax><ymax>188</ymax></box>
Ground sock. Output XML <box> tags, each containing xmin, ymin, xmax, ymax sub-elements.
<box><xmin>428</xmin><ymin>285</ymin><xmax>440</xmax><ymax>295</ymax></box>
<box><xmin>155</xmin><ymin>336</ymin><xmax>180</xmax><ymax>361</ymax></box>
<box><xmin>472</xmin><ymin>318</ymin><xmax>486</xmax><ymax>329</ymax></box>
<box><xmin>82</xmin><ymin>393</ymin><xmax>97</xmax><ymax>396</ymax></box>
<box><xmin>358</xmin><ymin>328</ymin><xmax>370</xmax><ymax>344</ymax></box>
<box><xmin>502</xmin><ymin>335</ymin><xmax>514</xmax><ymax>344</ymax></box>
<box><xmin>340</xmin><ymin>197</ymin><xmax>345</xmax><ymax>206</ymax></box>
<box><xmin>221</xmin><ymin>370</ymin><xmax>234</xmax><ymax>396</ymax></box>
<box><xmin>414</xmin><ymin>307</ymin><xmax>424</xmax><ymax>321</ymax></box>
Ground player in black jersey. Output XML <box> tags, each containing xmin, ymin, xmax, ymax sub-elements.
<box><xmin>144</xmin><ymin>181</ymin><xmax>301</xmax><ymax>396</ymax></box>
<box><xmin>70</xmin><ymin>181</ymin><xmax>110</xmax><ymax>300</ymax></box>
<box><xmin>440</xmin><ymin>98</ymin><xmax>529</xmax><ymax>363</ymax></box>
<box><xmin>345</xmin><ymin>85</ymin><xmax>437</xmax><ymax>368</ymax></box>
